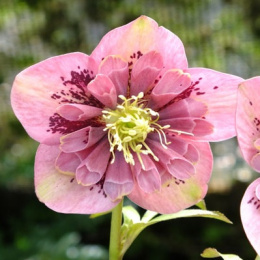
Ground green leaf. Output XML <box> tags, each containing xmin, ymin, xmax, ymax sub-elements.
<box><xmin>255</xmin><ymin>255</ymin><xmax>260</xmax><ymax>260</ymax></box>
<box><xmin>122</xmin><ymin>206</ymin><xmax>140</xmax><ymax>224</ymax></box>
<box><xmin>141</xmin><ymin>210</ymin><xmax>158</xmax><ymax>222</ymax></box>
<box><xmin>149</xmin><ymin>209</ymin><xmax>232</xmax><ymax>225</ymax></box>
<box><xmin>201</xmin><ymin>248</ymin><xmax>243</xmax><ymax>260</ymax></box>
<box><xmin>120</xmin><ymin>207</ymin><xmax>232</xmax><ymax>258</ymax></box>
<box><xmin>89</xmin><ymin>210</ymin><xmax>112</xmax><ymax>219</ymax></box>
<box><xmin>196</xmin><ymin>200</ymin><xmax>207</xmax><ymax>210</ymax></box>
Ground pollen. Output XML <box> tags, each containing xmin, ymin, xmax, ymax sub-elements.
<box><xmin>102</xmin><ymin>92</ymin><xmax>170</xmax><ymax>169</ymax></box>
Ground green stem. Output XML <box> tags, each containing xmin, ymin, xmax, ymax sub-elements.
<box><xmin>109</xmin><ymin>199</ymin><xmax>124</xmax><ymax>260</ymax></box>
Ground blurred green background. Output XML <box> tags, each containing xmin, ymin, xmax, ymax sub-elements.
<box><xmin>1</xmin><ymin>0</ymin><xmax>260</xmax><ymax>259</ymax></box>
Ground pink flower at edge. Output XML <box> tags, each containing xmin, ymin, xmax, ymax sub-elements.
<box><xmin>11</xmin><ymin>16</ymin><xmax>243</xmax><ymax>214</ymax></box>
<box><xmin>236</xmin><ymin>77</ymin><xmax>260</xmax><ymax>255</ymax></box>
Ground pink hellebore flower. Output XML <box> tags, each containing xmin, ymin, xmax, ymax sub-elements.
<box><xmin>11</xmin><ymin>16</ymin><xmax>242</xmax><ymax>214</ymax></box>
<box><xmin>236</xmin><ymin>77</ymin><xmax>260</xmax><ymax>255</ymax></box>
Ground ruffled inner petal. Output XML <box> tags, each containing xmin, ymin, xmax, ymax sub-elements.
<box><xmin>149</xmin><ymin>69</ymin><xmax>191</xmax><ymax>109</ymax></box>
<box><xmin>134</xmin><ymin>154</ymin><xmax>161</xmax><ymax>193</ymax></box>
<box><xmin>159</xmin><ymin>98</ymin><xmax>208</xmax><ymax>120</ymax></box>
<box><xmin>87</xmin><ymin>74</ymin><xmax>117</xmax><ymax>108</ymax></box>
<box><xmin>99</xmin><ymin>55</ymin><xmax>129</xmax><ymax>97</ymax></box>
<box><xmin>159</xmin><ymin>118</ymin><xmax>213</xmax><ymax>137</ymax></box>
<box><xmin>76</xmin><ymin>165</ymin><xmax>101</xmax><ymax>186</ymax></box>
<box><xmin>56</xmin><ymin>103</ymin><xmax>102</xmax><ymax>121</ymax></box>
<box><xmin>60</xmin><ymin>127</ymin><xmax>105</xmax><ymax>153</ymax></box>
<box><xmin>167</xmin><ymin>159</ymin><xmax>195</xmax><ymax>180</ymax></box>
<box><xmin>183</xmin><ymin>143</ymin><xmax>200</xmax><ymax>163</ymax></box>
<box><xmin>104</xmin><ymin>152</ymin><xmax>134</xmax><ymax>201</ymax></box>
<box><xmin>55</xmin><ymin>151</ymin><xmax>80</xmax><ymax>175</ymax></box>
<box><xmin>130</xmin><ymin>51</ymin><xmax>163</xmax><ymax>95</ymax></box>
<box><xmin>75</xmin><ymin>138</ymin><xmax>110</xmax><ymax>186</ymax></box>
<box><xmin>147</xmin><ymin>138</ymin><xmax>195</xmax><ymax>180</ymax></box>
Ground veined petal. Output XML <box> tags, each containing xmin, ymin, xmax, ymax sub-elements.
<box><xmin>11</xmin><ymin>52</ymin><xmax>99</xmax><ymax>145</ymax></box>
<box><xmin>56</xmin><ymin>103</ymin><xmax>102</xmax><ymax>121</ymax></box>
<box><xmin>98</xmin><ymin>55</ymin><xmax>129</xmax><ymax>97</ymax></box>
<box><xmin>236</xmin><ymin>77</ymin><xmax>260</xmax><ymax>172</ymax></box>
<box><xmin>183</xmin><ymin>68</ymin><xmax>243</xmax><ymax>141</ymax></box>
<box><xmin>103</xmin><ymin>152</ymin><xmax>134</xmax><ymax>201</ymax></box>
<box><xmin>35</xmin><ymin>144</ymin><xmax>119</xmax><ymax>214</ymax></box>
<box><xmin>149</xmin><ymin>69</ymin><xmax>191</xmax><ymax>109</ymax></box>
<box><xmin>130</xmin><ymin>51</ymin><xmax>163</xmax><ymax>95</ymax></box>
<box><xmin>128</xmin><ymin>141</ymin><xmax>212</xmax><ymax>214</ymax></box>
<box><xmin>87</xmin><ymin>74</ymin><xmax>117</xmax><ymax>109</ymax></box>
<box><xmin>91</xmin><ymin>16</ymin><xmax>187</xmax><ymax>70</ymax></box>
<box><xmin>241</xmin><ymin>178</ymin><xmax>260</xmax><ymax>255</ymax></box>
<box><xmin>60</xmin><ymin>126</ymin><xmax>105</xmax><ymax>153</ymax></box>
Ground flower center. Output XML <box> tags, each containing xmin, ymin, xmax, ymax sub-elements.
<box><xmin>102</xmin><ymin>92</ymin><xmax>170</xmax><ymax>169</ymax></box>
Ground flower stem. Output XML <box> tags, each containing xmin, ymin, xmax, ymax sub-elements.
<box><xmin>109</xmin><ymin>199</ymin><xmax>124</xmax><ymax>260</ymax></box>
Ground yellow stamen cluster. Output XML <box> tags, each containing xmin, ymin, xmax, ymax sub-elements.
<box><xmin>102</xmin><ymin>92</ymin><xmax>170</xmax><ymax>169</ymax></box>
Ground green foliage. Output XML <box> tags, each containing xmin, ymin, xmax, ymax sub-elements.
<box><xmin>201</xmin><ymin>247</ymin><xmax>243</xmax><ymax>260</ymax></box>
<box><xmin>121</xmin><ymin>206</ymin><xmax>232</xmax><ymax>258</ymax></box>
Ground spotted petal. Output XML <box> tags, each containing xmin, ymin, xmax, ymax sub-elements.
<box><xmin>35</xmin><ymin>144</ymin><xmax>119</xmax><ymax>214</ymax></box>
<box><xmin>184</xmin><ymin>68</ymin><xmax>243</xmax><ymax>141</ymax></box>
<box><xmin>11</xmin><ymin>52</ymin><xmax>99</xmax><ymax>145</ymax></box>
<box><xmin>91</xmin><ymin>16</ymin><xmax>188</xmax><ymax>70</ymax></box>
<box><xmin>236</xmin><ymin>77</ymin><xmax>260</xmax><ymax>172</ymax></box>
<box><xmin>128</xmin><ymin>141</ymin><xmax>212</xmax><ymax>214</ymax></box>
<box><xmin>241</xmin><ymin>178</ymin><xmax>260</xmax><ymax>255</ymax></box>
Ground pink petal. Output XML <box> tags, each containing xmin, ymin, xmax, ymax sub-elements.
<box><xmin>134</xmin><ymin>154</ymin><xmax>161</xmax><ymax>193</ymax></box>
<box><xmin>255</xmin><ymin>138</ymin><xmax>260</xmax><ymax>150</ymax></box>
<box><xmin>159</xmin><ymin>98</ymin><xmax>208</xmax><ymax>120</ymax></box>
<box><xmin>55</xmin><ymin>152</ymin><xmax>80</xmax><ymax>175</ymax></box>
<box><xmin>167</xmin><ymin>159</ymin><xmax>195</xmax><ymax>180</ymax></box>
<box><xmin>251</xmin><ymin>154</ymin><xmax>260</xmax><ymax>172</ymax></box>
<box><xmin>76</xmin><ymin>166</ymin><xmax>101</xmax><ymax>186</ymax></box>
<box><xmin>159</xmin><ymin>118</ymin><xmax>213</xmax><ymax>137</ymax></box>
<box><xmin>149</xmin><ymin>69</ymin><xmax>191</xmax><ymax>109</ymax></box>
<box><xmin>11</xmin><ymin>52</ymin><xmax>99</xmax><ymax>145</ymax></box>
<box><xmin>236</xmin><ymin>77</ymin><xmax>260</xmax><ymax>172</ymax></box>
<box><xmin>60</xmin><ymin>127</ymin><xmax>105</xmax><ymax>153</ymax></box>
<box><xmin>87</xmin><ymin>74</ymin><xmax>117</xmax><ymax>108</ymax></box>
<box><xmin>35</xmin><ymin>144</ymin><xmax>119</xmax><ymax>214</ymax></box>
<box><xmin>241</xmin><ymin>178</ymin><xmax>260</xmax><ymax>255</ymax></box>
<box><xmin>91</xmin><ymin>16</ymin><xmax>187</xmax><ymax>70</ymax></box>
<box><xmin>99</xmin><ymin>55</ymin><xmax>129</xmax><ymax>97</ymax></box>
<box><xmin>184</xmin><ymin>68</ymin><xmax>243</xmax><ymax>141</ymax></box>
<box><xmin>76</xmin><ymin>138</ymin><xmax>110</xmax><ymax>185</ymax></box>
<box><xmin>183</xmin><ymin>143</ymin><xmax>200</xmax><ymax>163</ymax></box>
<box><xmin>103</xmin><ymin>152</ymin><xmax>134</xmax><ymax>201</ymax></box>
<box><xmin>130</xmin><ymin>51</ymin><xmax>163</xmax><ymax>95</ymax></box>
<box><xmin>128</xmin><ymin>141</ymin><xmax>212</xmax><ymax>214</ymax></box>
<box><xmin>147</xmin><ymin>139</ymin><xmax>195</xmax><ymax>180</ymax></box>
<box><xmin>56</xmin><ymin>103</ymin><xmax>102</xmax><ymax>121</ymax></box>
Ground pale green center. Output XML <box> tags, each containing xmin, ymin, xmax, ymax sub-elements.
<box><xmin>102</xmin><ymin>92</ymin><xmax>170</xmax><ymax>169</ymax></box>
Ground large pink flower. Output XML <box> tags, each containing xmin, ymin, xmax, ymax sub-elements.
<box><xmin>11</xmin><ymin>16</ymin><xmax>242</xmax><ymax>214</ymax></box>
<box><xmin>236</xmin><ymin>77</ymin><xmax>260</xmax><ymax>254</ymax></box>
